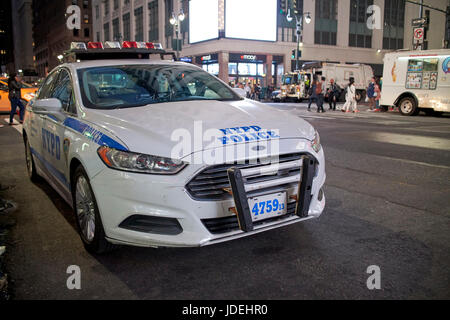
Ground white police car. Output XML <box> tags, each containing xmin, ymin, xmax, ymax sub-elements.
<box><xmin>23</xmin><ymin>42</ymin><xmax>326</xmax><ymax>253</ymax></box>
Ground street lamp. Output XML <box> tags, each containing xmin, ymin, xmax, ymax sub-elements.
<box><xmin>169</xmin><ymin>9</ymin><xmax>185</xmax><ymax>59</ymax></box>
<box><xmin>286</xmin><ymin>10</ymin><xmax>312</xmax><ymax>71</ymax></box>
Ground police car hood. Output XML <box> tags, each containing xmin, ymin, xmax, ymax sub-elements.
<box><xmin>85</xmin><ymin>99</ymin><xmax>315</xmax><ymax>159</ymax></box>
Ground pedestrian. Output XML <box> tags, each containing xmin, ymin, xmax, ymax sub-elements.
<box><xmin>307</xmin><ymin>76</ymin><xmax>318</xmax><ymax>111</ymax></box>
<box><xmin>327</xmin><ymin>78</ymin><xmax>340</xmax><ymax>111</ymax></box>
<box><xmin>367</xmin><ymin>77</ymin><xmax>376</xmax><ymax>111</ymax></box>
<box><xmin>316</xmin><ymin>76</ymin><xmax>326</xmax><ymax>113</ymax></box>
<box><xmin>342</xmin><ymin>77</ymin><xmax>358</xmax><ymax>113</ymax></box>
<box><xmin>244</xmin><ymin>82</ymin><xmax>251</xmax><ymax>98</ymax></box>
<box><xmin>374</xmin><ymin>77</ymin><xmax>382</xmax><ymax>111</ymax></box>
<box><xmin>8</xmin><ymin>73</ymin><xmax>25</xmax><ymax>125</ymax></box>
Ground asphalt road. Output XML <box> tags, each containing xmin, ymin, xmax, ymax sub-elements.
<box><xmin>0</xmin><ymin>103</ymin><xmax>449</xmax><ymax>300</ymax></box>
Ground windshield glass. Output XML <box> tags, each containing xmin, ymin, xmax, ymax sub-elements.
<box><xmin>77</xmin><ymin>64</ymin><xmax>241</xmax><ymax>109</ymax></box>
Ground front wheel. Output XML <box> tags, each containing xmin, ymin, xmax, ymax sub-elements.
<box><xmin>73</xmin><ymin>166</ymin><xmax>116</xmax><ymax>254</ymax></box>
<box><xmin>398</xmin><ymin>97</ymin><xmax>419</xmax><ymax>116</ymax></box>
<box><xmin>24</xmin><ymin>137</ymin><xmax>39</xmax><ymax>182</ymax></box>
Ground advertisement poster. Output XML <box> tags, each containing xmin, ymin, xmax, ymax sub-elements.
<box><xmin>406</xmin><ymin>72</ymin><xmax>422</xmax><ymax>89</ymax></box>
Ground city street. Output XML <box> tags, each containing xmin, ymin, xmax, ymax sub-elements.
<box><xmin>1</xmin><ymin>103</ymin><xmax>449</xmax><ymax>300</ymax></box>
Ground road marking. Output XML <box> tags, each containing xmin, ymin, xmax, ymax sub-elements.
<box><xmin>3</xmin><ymin>118</ymin><xmax>22</xmax><ymax>134</ymax></box>
<box><xmin>375</xmin><ymin>154</ymin><xmax>450</xmax><ymax>170</ymax></box>
<box><xmin>369</xmin><ymin>132</ymin><xmax>450</xmax><ymax>151</ymax></box>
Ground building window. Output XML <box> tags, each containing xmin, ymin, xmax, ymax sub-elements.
<box><xmin>148</xmin><ymin>1</ymin><xmax>159</xmax><ymax>41</ymax></box>
<box><xmin>349</xmin><ymin>0</ymin><xmax>373</xmax><ymax>48</ymax></box>
<box><xmin>114</xmin><ymin>0</ymin><xmax>119</xmax><ymax>10</ymax></box>
<box><xmin>83</xmin><ymin>0</ymin><xmax>88</xmax><ymax>9</ymax></box>
<box><xmin>124</xmin><ymin>0</ymin><xmax>130</xmax><ymax>4</ymax></box>
<box><xmin>84</xmin><ymin>28</ymin><xmax>90</xmax><ymax>38</ymax></box>
<box><xmin>95</xmin><ymin>5</ymin><xmax>99</xmax><ymax>19</ymax></box>
<box><xmin>96</xmin><ymin>32</ymin><xmax>100</xmax><ymax>42</ymax></box>
<box><xmin>73</xmin><ymin>29</ymin><xmax>79</xmax><ymax>37</ymax></box>
<box><xmin>113</xmin><ymin>18</ymin><xmax>120</xmax><ymax>41</ymax></box>
<box><xmin>314</xmin><ymin>0</ymin><xmax>338</xmax><ymax>45</ymax></box>
<box><xmin>123</xmin><ymin>13</ymin><xmax>130</xmax><ymax>41</ymax></box>
<box><xmin>135</xmin><ymin>7</ymin><xmax>144</xmax><ymax>41</ymax></box>
<box><xmin>104</xmin><ymin>0</ymin><xmax>109</xmax><ymax>15</ymax></box>
<box><xmin>104</xmin><ymin>22</ymin><xmax>110</xmax><ymax>41</ymax></box>
<box><xmin>383</xmin><ymin>0</ymin><xmax>405</xmax><ymax>50</ymax></box>
<box><xmin>165</xmin><ymin>0</ymin><xmax>174</xmax><ymax>40</ymax></box>
<box><xmin>84</xmin><ymin>14</ymin><xmax>89</xmax><ymax>24</ymax></box>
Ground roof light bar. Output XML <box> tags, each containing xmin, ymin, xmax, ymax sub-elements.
<box><xmin>104</xmin><ymin>41</ymin><xmax>122</xmax><ymax>49</ymax></box>
<box><xmin>153</xmin><ymin>43</ymin><xmax>163</xmax><ymax>50</ymax></box>
<box><xmin>87</xmin><ymin>42</ymin><xmax>104</xmax><ymax>49</ymax></box>
<box><xmin>70</xmin><ymin>42</ymin><xmax>87</xmax><ymax>50</ymax></box>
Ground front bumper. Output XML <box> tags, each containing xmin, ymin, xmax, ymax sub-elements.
<box><xmin>90</xmin><ymin>140</ymin><xmax>326</xmax><ymax>248</ymax></box>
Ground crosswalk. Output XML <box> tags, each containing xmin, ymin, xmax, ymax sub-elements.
<box><xmin>3</xmin><ymin>118</ymin><xmax>23</xmax><ymax>134</ymax></box>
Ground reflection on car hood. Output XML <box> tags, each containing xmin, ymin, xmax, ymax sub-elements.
<box><xmin>83</xmin><ymin>99</ymin><xmax>315</xmax><ymax>159</ymax></box>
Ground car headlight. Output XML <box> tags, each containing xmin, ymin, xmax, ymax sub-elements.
<box><xmin>97</xmin><ymin>146</ymin><xmax>187</xmax><ymax>174</ymax></box>
<box><xmin>311</xmin><ymin>131</ymin><xmax>321</xmax><ymax>153</ymax></box>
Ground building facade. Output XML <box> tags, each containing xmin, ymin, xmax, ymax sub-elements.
<box><xmin>32</xmin><ymin>0</ymin><xmax>93</xmax><ymax>77</ymax></box>
<box><xmin>11</xmin><ymin>0</ymin><xmax>35</xmax><ymax>77</ymax></box>
<box><xmin>92</xmin><ymin>0</ymin><xmax>450</xmax><ymax>85</ymax></box>
<box><xmin>0</xmin><ymin>0</ymin><xmax>14</xmax><ymax>75</ymax></box>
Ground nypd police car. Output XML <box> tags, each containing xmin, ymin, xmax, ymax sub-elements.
<box><xmin>23</xmin><ymin>41</ymin><xmax>326</xmax><ymax>253</ymax></box>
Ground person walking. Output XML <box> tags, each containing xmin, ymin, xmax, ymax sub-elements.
<box><xmin>327</xmin><ymin>78</ymin><xmax>340</xmax><ymax>111</ymax></box>
<box><xmin>367</xmin><ymin>77</ymin><xmax>376</xmax><ymax>111</ymax></box>
<box><xmin>342</xmin><ymin>77</ymin><xmax>358</xmax><ymax>113</ymax></box>
<box><xmin>307</xmin><ymin>76</ymin><xmax>318</xmax><ymax>111</ymax></box>
<box><xmin>316</xmin><ymin>76</ymin><xmax>326</xmax><ymax>113</ymax></box>
<box><xmin>374</xmin><ymin>77</ymin><xmax>382</xmax><ymax>111</ymax></box>
<box><xmin>8</xmin><ymin>73</ymin><xmax>25</xmax><ymax>125</ymax></box>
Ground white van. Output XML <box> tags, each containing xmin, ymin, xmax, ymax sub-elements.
<box><xmin>380</xmin><ymin>49</ymin><xmax>450</xmax><ymax>116</ymax></box>
<box><xmin>302</xmin><ymin>62</ymin><xmax>374</xmax><ymax>102</ymax></box>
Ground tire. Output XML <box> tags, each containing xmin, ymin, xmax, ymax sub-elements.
<box><xmin>398</xmin><ymin>96</ymin><xmax>419</xmax><ymax>116</ymax></box>
<box><xmin>24</xmin><ymin>136</ymin><xmax>39</xmax><ymax>182</ymax></box>
<box><xmin>72</xmin><ymin>165</ymin><xmax>116</xmax><ymax>254</ymax></box>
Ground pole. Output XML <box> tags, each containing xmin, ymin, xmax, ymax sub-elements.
<box><xmin>419</xmin><ymin>0</ymin><xmax>423</xmax><ymax>18</ymax></box>
<box><xmin>295</xmin><ymin>16</ymin><xmax>301</xmax><ymax>71</ymax></box>
<box><xmin>175</xmin><ymin>22</ymin><xmax>179</xmax><ymax>60</ymax></box>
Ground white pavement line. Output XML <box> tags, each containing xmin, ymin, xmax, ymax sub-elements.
<box><xmin>299</xmin><ymin>115</ymin><xmax>335</xmax><ymax>119</ymax></box>
<box><xmin>3</xmin><ymin>118</ymin><xmax>23</xmax><ymax>134</ymax></box>
<box><xmin>375</xmin><ymin>154</ymin><xmax>450</xmax><ymax>170</ymax></box>
<box><xmin>369</xmin><ymin>132</ymin><xmax>450</xmax><ymax>151</ymax></box>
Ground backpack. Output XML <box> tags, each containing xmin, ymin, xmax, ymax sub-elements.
<box><xmin>315</xmin><ymin>83</ymin><xmax>322</xmax><ymax>95</ymax></box>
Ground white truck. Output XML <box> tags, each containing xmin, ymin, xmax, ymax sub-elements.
<box><xmin>301</xmin><ymin>62</ymin><xmax>374</xmax><ymax>102</ymax></box>
<box><xmin>380</xmin><ymin>49</ymin><xmax>450</xmax><ymax>116</ymax></box>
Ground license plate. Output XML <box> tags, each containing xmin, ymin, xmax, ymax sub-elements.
<box><xmin>248</xmin><ymin>192</ymin><xmax>287</xmax><ymax>222</ymax></box>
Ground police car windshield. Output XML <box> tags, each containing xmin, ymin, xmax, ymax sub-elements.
<box><xmin>77</xmin><ymin>64</ymin><xmax>241</xmax><ymax>109</ymax></box>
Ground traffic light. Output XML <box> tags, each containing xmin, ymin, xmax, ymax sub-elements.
<box><xmin>280</xmin><ymin>0</ymin><xmax>287</xmax><ymax>14</ymax></box>
<box><xmin>291</xmin><ymin>49</ymin><xmax>296</xmax><ymax>59</ymax></box>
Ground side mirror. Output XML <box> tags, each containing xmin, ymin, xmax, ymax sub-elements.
<box><xmin>33</xmin><ymin>98</ymin><xmax>62</xmax><ymax>115</ymax></box>
<box><xmin>232</xmin><ymin>88</ymin><xmax>246</xmax><ymax>98</ymax></box>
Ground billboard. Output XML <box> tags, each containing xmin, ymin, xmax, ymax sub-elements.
<box><xmin>189</xmin><ymin>0</ymin><xmax>219</xmax><ymax>43</ymax></box>
<box><xmin>225</xmin><ymin>0</ymin><xmax>277</xmax><ymax>41</ymax></box>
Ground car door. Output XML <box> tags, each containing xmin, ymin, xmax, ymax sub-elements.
<box><xmin>27</xmin><ymin>70</ymin><xmax>60</xmax><ymax>174</ymax></box>
<box><xmin>0</xmin><ymin>81</ymin><xmax>10</xmax><ymax>113</ymax></box>
<box><xmin>42</xmin><ymin>68</ymin><xmax>73</xmax><ymax>195</ymax></box>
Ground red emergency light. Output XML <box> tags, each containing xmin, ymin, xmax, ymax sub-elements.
<box><xmin>87</xmin><ymin>42</ymin><xmax>104</xmax><ymax>49</ymax></box>
<box><xmin>122</xmin><ymin>41</ymin><xmax>138</xmax><ymax>48</ymax></box>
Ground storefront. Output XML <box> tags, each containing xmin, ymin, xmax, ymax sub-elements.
<box><xmin>195</xmin><ymin>53</ymin><xmax>284</xmax><ymax>87</ymax></box>
<box><xmin>195</xmin><ymin>54</ymin><xmax>219</xmax><ymax>76</ymax></box>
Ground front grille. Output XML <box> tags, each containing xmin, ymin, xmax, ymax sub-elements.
<box><xmin>186</xmin><ymin>153</ymin><xmax>305</xmax><ymax>201</ymax></box>
<box><xmin>202</xmin><ymin>202</ymin><xmax>297</xmax><ymax>234</ymax></box>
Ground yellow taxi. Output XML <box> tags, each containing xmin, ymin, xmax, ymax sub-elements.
<box><xmin>0</xmin><ymin>78</ymin><xmax>38</xmax><ymax>113</ymax></box>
